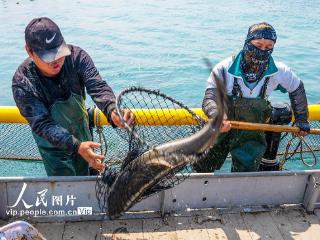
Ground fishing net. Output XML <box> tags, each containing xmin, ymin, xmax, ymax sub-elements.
<box><xmin>1</xmin><ymin>121</ymin><xmax>319</xmax><ymax>162</ymax></box>
<box><xmin>96</xmin><ymin>84</ymin><xmax>226</xmax><ymax>219</ymax></box>
<box><xmin>278</xmin><ymin>128</ymin><xmax>320</xmax><ymax>168</ymax></box>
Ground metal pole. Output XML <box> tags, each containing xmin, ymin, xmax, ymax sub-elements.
<box><xmin>303</xmin><ymin>173</ymin><xmax>320</xmax><ymax>213</ymax></box>
<box><xmin>0</xmin><ymin>182</ymin><xmax>8</xmax><ymax>220</ymax></box>
<box><xmin>160</xmin><ymin>190</ymin><xmax>166</xmax><ymax>218</ymax></box>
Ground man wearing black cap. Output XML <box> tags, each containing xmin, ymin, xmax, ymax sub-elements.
<box><xmin>12</xmin><ymin>17</ymin><xmax>134</xmax><ymax>176</ymax></box>
<box><xmin>194</xmin><ymin>22</ymin><xmax>309</xmax><ymax>172</ymax></box>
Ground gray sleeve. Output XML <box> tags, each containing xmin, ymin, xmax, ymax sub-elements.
<box><xmin>203</xmin><ymin>59</ymin><xmax>230</xmax><ymax>118</ymax></box>
<box><xmin>289</xmin><ymin>81</ymin><xmax>309</xmax><ymax>122</ymax></box>
<box><xmin>202</xmin><ymin>88</ymin><xmax>218</xmax><ymax>119</ymax></box>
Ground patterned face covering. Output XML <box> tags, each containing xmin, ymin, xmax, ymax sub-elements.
<box><xmin>241</xmin><ymin>42</ymin><xmax>273</xmax><ymax>83</ymax></box>
<box><xmin>240</xmin><ymin>22</ymin><xmax>277</xmax><ymax>83</ymax></box>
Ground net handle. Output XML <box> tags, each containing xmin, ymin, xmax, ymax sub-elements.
<box><xmin>230</xmin><ymin>120</ymin><xmax>320</xmax><ymax>135</ymax></box>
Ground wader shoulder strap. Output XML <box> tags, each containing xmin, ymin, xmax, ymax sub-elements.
<box><xmin>232</xmin><ymin>77</ymin><xmax>243</xmax><ymax>98</ymax></box>
<box><xmin>230</xmin><ymin>55</ymin><xmax>244</xmax><ymax>98</ymax></box>
<box><xmin>259</xmin><ymin>77</ymin><xmax>270</xmax><ymax>98</ymax></box>
<box><xmin>232</xmin><ymin>76</ymin><xmax>270</xmax><ymax>99</ymax></box>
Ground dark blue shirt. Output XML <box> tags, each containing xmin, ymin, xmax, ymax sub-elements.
<box><xmin>12</xmin><ymin>45</ymin><xmax>116</xmax><ymax>153</ymax></box>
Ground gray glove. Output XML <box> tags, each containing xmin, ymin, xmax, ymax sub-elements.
<box><xmin>294</xmin><ymin>121</ymin><xmax>310</xmax><ymax>132</ymax></box>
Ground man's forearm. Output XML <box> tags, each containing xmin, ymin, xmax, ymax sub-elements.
<box><xmin>28</xmin><ymin>115</ymin><xmax>80</xmax><ymax>153</ymax></box>
<box><xmin>202</xmin><ymin>88</ymin><xmax>218</xmax><ymax>118</ymax></box>
<box><xmin>289</xmin><ymin>81</ymin><xmax>308</xmax><ymax>122</ymax></box>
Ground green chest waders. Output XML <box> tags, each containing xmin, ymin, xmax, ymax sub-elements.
<box><xmin>194</xmin><ymin>77</ymin><xmax>272</xmax><ymax>172</ymax></box>
<box><xmin>32</xmin><ymin>93</ymin><xmax>92</xmax><ymax>176</ymax></box>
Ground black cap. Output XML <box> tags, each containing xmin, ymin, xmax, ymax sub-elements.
<box><xmin>245</xmin><ymin>22</ymin><xmax>277</xmax><ymax>43</ymax></box>
<box><xmin>25</xmin><ymin>17</ymin><xmax>71</xmax><ymax>63</ymax></box>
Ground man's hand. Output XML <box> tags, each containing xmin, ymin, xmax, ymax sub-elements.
<box><xmin>294</xmin><ymin>121</ymin><xmax>310</xmax><ymax>137</ymax></box>
<box><xmin>78</xmin><ymin>141</ymin><xmax>105</xmax><ymax>171</ymax></box>
<box><xmin>220</xmin><ymin>114</ymin><xmax>231</xmax><ymax>133</ymax></box>
<box><xmin>220</xmin><ymin>120</ymin><xmax>231</xmax><ymax>133</ymax></box>
<box><xmin>110</xmin><ymin>109</ymin><xmax>135</xmax><ymax>128</ymax></box>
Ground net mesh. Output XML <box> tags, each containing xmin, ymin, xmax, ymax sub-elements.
<box><xmin>96</xmin><ymin>87</ymin><xmax>223</xmax><ymax>219</ymax></box>
<box><xmin>1</xmin><ymin>121</ymin><xmax>320</xmax><ymax>165</ymax></box>
<box><xmin>1</xmin><ymin>111</ymin><xmax>319</xmax><ymax>216</ymax></box>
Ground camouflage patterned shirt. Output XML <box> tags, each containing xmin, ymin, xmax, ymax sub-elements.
<box><xmin>12</xmin><ymin>45</ymin><xmax>116</xmax><ymax>153</ymax></box>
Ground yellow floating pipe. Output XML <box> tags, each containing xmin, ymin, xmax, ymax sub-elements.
<box><xmin>95</xmin><ymin>108</ymin><xmax>207</xmax><ymax>126</ymax></box>
<box><xmin>1</xmin><ymin>104</ymin><xmax>320</xmax><ymax>125</ymax></box>
<box><xmin>0</xmin><ymin>106</ymin><xmax>28</xmax><ymax>124</ymax></box>
<box><xmin>96</xmin><ymin>104</ymin><xmax>320</xmax><ymax>126</ymax></box>
<box><xmin>308</xmin><ymin>105</ymin><xmax>320</xmax><ymax>121</ymax></box>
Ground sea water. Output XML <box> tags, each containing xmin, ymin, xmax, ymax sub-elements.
<box><xmin>0</xmin><ymin>0</ymin><xmax>319</xmax><ymax>176</ymax></box>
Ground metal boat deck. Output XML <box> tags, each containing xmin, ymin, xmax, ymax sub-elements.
<box><xmin>1</xmin><ymin>170</ymin><xmax>320</xmax><ymax>239</ymax></box>
<box><xmin>1</xmin><ymin>207</ymin><xmax>319</xmax><ymax>239</ymax></box>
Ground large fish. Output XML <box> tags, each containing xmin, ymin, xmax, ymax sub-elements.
<box><xmin>107</xmin><ymin>73</ymin><xmax>226</xmax><ymax>220</ymax></box>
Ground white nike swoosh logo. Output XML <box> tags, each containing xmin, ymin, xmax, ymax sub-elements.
<box><xmin>45</xmin><ymin>33</ymin><xmax>56</xmax><ymax>44</ymax></box>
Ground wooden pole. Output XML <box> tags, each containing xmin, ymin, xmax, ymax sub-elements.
<box><xmin>229</xmin><ymin>121</ymin><xmax>320</xmax><ymax>135</ymax></box>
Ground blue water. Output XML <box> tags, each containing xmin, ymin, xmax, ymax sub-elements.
<box><xmin>1</xmin><ymin>0</ymin><xmax>320</xmax><ymax>106</ymax></box>
<box><xmin>0</xmin><ymin>0</ymin><xmax>319</xmax><ymax>176</ymax></box>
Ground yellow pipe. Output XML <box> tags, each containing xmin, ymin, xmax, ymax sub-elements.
<box><xmin>0</xmin><ymin>106</ymin><xmax>28</xmax><ymax>124</ymax></box>
<box><xmin>308</xmin><ymin>104</ymin><xmax>320</xmax><ymax>121</ymax></box>
<box><xmin>96</xmin><ymin>104</ymin><xmax>320</xmax><ymax>126</ymax></box>
<box><xmin>96</xmin><ymin>108</ymin><xmax>207</xmax><ymax>126</ymax></box>
<box><xmin>1</xmin><ymin>104</ymin><xmax>320</xmax><ymax>125</ymax></box>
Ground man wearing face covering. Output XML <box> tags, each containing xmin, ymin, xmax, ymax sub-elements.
<box><xmin>194</xmin><ymin>22</ymin><xmax>310</xmax><ymax>172</ymax></box>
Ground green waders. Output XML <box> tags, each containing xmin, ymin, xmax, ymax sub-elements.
<box><xmin>194</xmin><ymin>77</ymin><xmax>272</xmax><ymax>172</ymax></box>
<box><xmin>33</xmin><ymin>93</ymin><xmax>92</xmax><ymax>176</ymax></box>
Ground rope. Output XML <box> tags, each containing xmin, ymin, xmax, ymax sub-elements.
<box><xmin>94</xmin><ymin>106</ymin><xmax>110</xmax><ymax>214</ymax></box>
<box><xmin>95</xmin><ymin>106</ymin><xmax>108</xmax><ymax>159</ymax></box>
<box><xmin>281</xmin><ymin>134</ymin><xmax>318</xmax><ymax>168</ymax></box>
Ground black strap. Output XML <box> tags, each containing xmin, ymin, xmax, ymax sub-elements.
<box><xmin>232</xmin><ymin>77</ymin><xmax>243</xmax><ymax>98</ymax></box>
<box><xmin>259</xmin><ymin>77</ymin><xmax>270</xmax><ymax>98</ymax></box>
